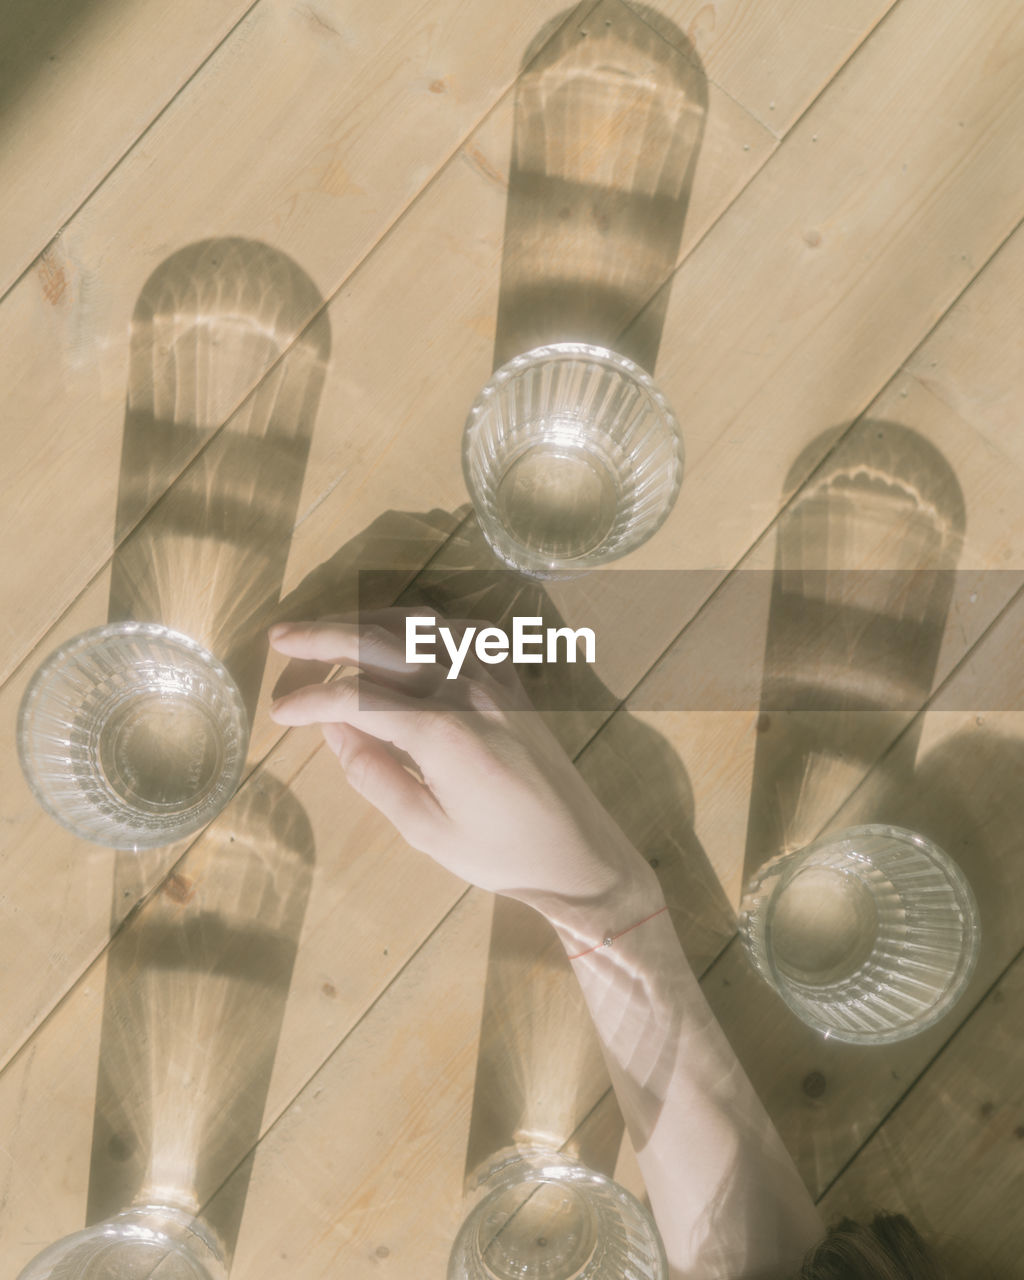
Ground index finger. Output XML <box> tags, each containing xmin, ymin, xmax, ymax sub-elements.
<box><xmin>269</xmin><ymin>673</ymin><xmax>431</xmax><ymax>754</ymax></box>
<box><xmin>270</xmin><ymin>619</ymin><xmax>417</xmax><ymax>673</ymax></box>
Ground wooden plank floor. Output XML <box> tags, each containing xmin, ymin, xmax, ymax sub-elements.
<box><xmin>3</xmin><ymin>1</ymin><xmax>1023</xmax><ymax>1274</ymax></box>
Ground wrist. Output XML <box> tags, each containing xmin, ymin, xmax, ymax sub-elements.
<box><xmin>535</xmin><ymin>852</ymin><xmax>666</xmax><ymax>957</ymax></box>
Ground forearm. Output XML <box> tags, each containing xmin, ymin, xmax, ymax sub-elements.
<box><xmin>266</xmin><ymin>617</ymin><xmax>822</xmax><ymax>1273</ymax></box>
<box><xmin>543</xmin><ymin>862</ymin><xmax>823</xmax><ymax>1280</ymax></box>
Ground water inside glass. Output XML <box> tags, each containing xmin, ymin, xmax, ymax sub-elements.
<box><xmin>495</xmin><ymin>431</ymin><xmax>620</xmax><ymax>560</ymax></box>
<box><xmin>449</xmin><ymin>1151</ymin><xmax>666</xmax><ymax>1280</ymax></box>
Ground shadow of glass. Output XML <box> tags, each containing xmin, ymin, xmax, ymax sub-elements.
<box><xmin>743</xmin><ymin>420</ymin><xmax>966</xmax><ymax>884</ymax></box>
<box><xmin>493</xmin><ymin>0</ymin><xmax>707</xmax><ymax>372</ymax></box>
<box><xmin>108</xmin><ymin>237</ymin><xmax>330</xmax><ymax>713</ymax></box>
<box><xmin>87</xmin><ymin>775</ymin><xmax>315</xmax><ymax>1263</ymax></box>
<box><xmin>461</xmin><ymin>897</ymin><xmax>607</xmax><ymax>1173</ymax></box>
<box><xmin>80</xmin><ymin>240</ymin><xmax>328</xmax><ymax>1260</ymax></box>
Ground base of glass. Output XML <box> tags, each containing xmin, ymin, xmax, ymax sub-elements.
<box><xmin>495</xmin><ymin>435</ymin><xmax>620</xmax><ymax>562</ymax></box>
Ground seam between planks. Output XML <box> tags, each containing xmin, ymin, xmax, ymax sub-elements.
<box><xmin>4</xmin><ymin>0</ymin><xmax>1016</xmax><ymax>1205</ymax></box>
<box><xmin>0</xmin><ymin>0</ymin><xmax>898</xmax><ymax>690</ymax></box>
<box><xmin>0</xmin><ymin>0</ymin><xmax>599</xmax><ymax>693</ymax></box>
<box><xmin>0</xmin><ymin>0</ymin><xmax>265</xmax><ymax>312</ymax></box>
<box><xmin>6</xmin><ymin>122</ymin><xmax>1022</xmax><ymax>1159</ymax></box>
<box><xmin>623</xmin><ymin>0</ymin><xmax>906</xmax><ymax>139</ymax></box>
<box><xmin>812</xmin><ymin>934</ymin><xmax>1024</xmax><ymax>1204</ymax></box>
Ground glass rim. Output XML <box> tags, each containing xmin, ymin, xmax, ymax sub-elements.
<box><xmin>760</xmin><ymin>823</ymin><xmax>980</xmax><ymax>1044</ymax></box>
<box><xmin>461</xmin><ymin>342</ymin><xmax>683</xmax><ymax>574</ymax></box>
<box><xmin>21</xmin><ymin>620</ymin><xmax>237</xmax><ymax>692</ymax></box>
<box><xmin>450</xmin><ymin>1144</ymin><xmax>668</xmax><ymax>1280</ymax></box>
<box><xmin>467</xmin><ymin>1144</ymin><xmax>594</xmax><ymax>1193</ymax></box>
<box><xmin>469</xmin><ymin>339</ymin><xmax>667</xmax><ymax>390</ymax></box>
<box><xmin>16</xmin><ymin>1205</ymin><xmax>227</xmax><ymax>1280</ymax></box>
<box><xmin>462</xmin><ymin>340</ymin><xmax>680</xmax><ymax>447</ymax></box>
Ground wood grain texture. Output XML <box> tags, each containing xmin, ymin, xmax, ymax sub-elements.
<box><xmin>626</xmin><ymin>0</ymin><xmax>898</xmax><ymax>133</ymax></box>
<box><xmin>816</xmin><ymin>949</ymin><xmax>1024</xmax><ymax>1276</ymax></box>
<box><xmin>0</xmin><ymin>0</ymin><xmax>255</xmax><ymax>298</ymax></box>
<box><xmin>0</xmin><ymin>0</ymin><xmax>900</xmax><ymax>684</ymax></box>
<box><xmin>3</xmin><ymin>0</ymin><xmax>1024</xmax><ymax>1274</ymax></box>
<box><xmin>0</xmin><ymin>0</ymin><xmax>881</xmax><ymax>1085</ymax></box>
<box><xmin>0</xmin><ymin>0</ymin><xmax>599</xmax><ymax>683</ymax></box>
<box><xmin>630</xmin><ymin>0</ymin><xmax>1024</xmax><ymax>572</ymax></box>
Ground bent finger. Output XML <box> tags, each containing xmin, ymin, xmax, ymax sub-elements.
<box><xmin>270</xmin><ymin>619</ymin><xmax>398</xmax><ymax>666</ymax></box>
<box><xmin>271</xmin><ymin>655</ymin><xmax>335</xmax><ymax>702</ymax></box>
<box><xmin>323</xmin><ymin>722</ymin><xmax>443</xmax><ymax>842</ymax></box>
<box><xmin>270</xmin><ymin>673</ymin><xmax>434</xmax><ymax>754</ymax></box>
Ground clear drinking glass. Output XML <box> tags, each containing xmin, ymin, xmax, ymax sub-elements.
<box><xmin>448</xmin><ymin>1148</ymin><xmax>667</xmax><ymax>1280</ymax></box>
<box><xmin>16</xmin><ymin>1205</ymin><xmax>226</xmax><ymax>1280</ymax></box>
<box><xmin>738</xmin><ymin>824</ymin><xmax>980</xmax><ymax>1044</ymax></box>
<box><xmin>18</xmin><ymin>622</ymin><xmax>248</xmax><ymax>850</ymax></box>
<box><xmin>462</xmin><ymin>343</ymin><xmax>683</xmax><ymax>575</ymax></box>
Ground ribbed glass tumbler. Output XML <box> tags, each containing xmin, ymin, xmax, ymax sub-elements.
<box><xmin>739</xmin><ymin>824</ymin><xmax>979</xmax><ymax>1044</ymax></box>
<box><xmin>18</xmin><ymin>622</ymin><xmax>248</xmax><ymax>850</ymax></box>
<box><xmin>16</xmin><ymin>1205</ymin><xmax>226</xmax><ymax>1280</ymax></box>
<box><xmin>462</xmin><ymin>344</ymin><xmax>683</xmax><ymax>575</ymax></box>
<box><xmin>448</xmin><ymin>1148</ymin><xmax>666</xmax><ymax>1280</ymax></box>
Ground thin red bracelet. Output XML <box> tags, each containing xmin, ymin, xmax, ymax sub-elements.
<box><xmin>565</xmin><ymin>905</ymin><xmax>669</xmax><ymax>961</ymax></box>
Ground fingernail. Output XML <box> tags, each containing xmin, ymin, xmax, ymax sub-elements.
<box><xmin>269</xmin><ymin>699</ymin><xmax>286</xmax><ymax>721</ymax></box>
<box><xmin>268</xmin><ymin>623</ymin><xmax>290</xmax><ymax>641</ymax></box>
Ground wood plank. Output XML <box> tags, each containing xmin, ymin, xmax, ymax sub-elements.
<box><xmin>6</xmin><ymin>0</ymin><xmax>1024</xmax><ymax>1264</ymax></box>
<box><xmin>0</xmin><ymin>0</ymin><xmax>901</xmax><ymax>685</ymax></box>
<box><xmin>904</xmin><ymin>226</ymin><xmax>1024</xmax><ymax>468</ymax></box>
<box><xmin>0</xmin><ymin>0</ymin><xmax>606</xmax><ymax>683</ymax></box>
<box><xmin>3</xmin><ymin>0</ymin><xmax>1022</xmax><ymax>1141</ymax></box>
<box><xmin>2</xmin><ymin>883</ymin><xmax>494</xmax><ymax>1277</ymax></box>
<box><xmin>623</xmin><ymin>0</ymin><xmax>1024</xmax><ymax>572</ymax></box>
<box><xmin>215</xmin><ymin>888</ymin><xmax>496</xmax><ymax>1280</ymax></box>
<box><xmin>628</xmin><ymin>0</ymin><xmax>898</xmax><ymax>134</ymax></box>
<box><xmin>0</xmin><ymin>724</ymin><xmax>473</xmax><ymax>1267</ymax></box>
<box><xmin>0</xmin><ymin>0</ymin><xmax>255</xmax><ymax>298</ymax></box>
<box><xmin>817</xmin><ymin>948</ymin><xmax>1024</xmax><ymax>1274</ymax></box>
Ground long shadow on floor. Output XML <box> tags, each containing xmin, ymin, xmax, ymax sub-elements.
<box><xmin>87</xmin><ymin>239</ymin><xmax>328</xmax><ymax>1264</ymax></box>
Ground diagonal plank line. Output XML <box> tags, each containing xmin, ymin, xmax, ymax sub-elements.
<box><xmin>2</xmin><ymin>0</ymin><xmax>891</xmax><ymax>690</ymax></box>
<box><xmin>0</xmin><ymin>0</ymin><xmax>265</xmax><ymax>310</ymax></box>
<box><xmin>7</xmin><ymin>1</ymin><xmax>1024</xmax><ymax>1223</ymax></box>
<box><xmin>812</xmin><ymin>934</ymin><xmax>1024</xmax><ymax>1204</ymax></box>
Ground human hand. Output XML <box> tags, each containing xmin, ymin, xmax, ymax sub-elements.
<box><xmin>267</xmin><ymin>610</ymin><xmax>660</xmax><ymax>937</ymax></box>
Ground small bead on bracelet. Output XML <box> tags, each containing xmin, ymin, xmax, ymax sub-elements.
<box><xmin>565</xmin><ymin>905</ymin><xmax>669</xmax><ymax>961</ymax></box>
